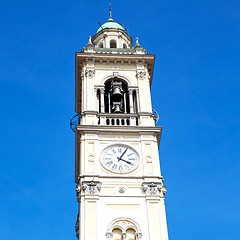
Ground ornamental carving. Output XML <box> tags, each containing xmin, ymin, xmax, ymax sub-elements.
<box><xmin>85</xmin><ymin>69</ymin><xmax>95</xmax><ymax>77</ymax></box>
<box><xmin>136</xmin><ymin>70</ymin><xmax>146</xmax><ymax>80</ymax></box>
<box><xmin>119</xmin><ymin>187</ymin><xmax>126</xmax><ymax>194</ymax></box>
<box><xmin>76</xmin><ymin>181</ymin><xmax>102</xmax><ymax>201</ymax></box>
<box><xmin>142</xmin><ymin>182</ymin><xmax>163</xmax><ymax>195</ymax></box>
<box><xmin>106</xmin><ymin>232</ymin><xmax>113</xmax><ymax>239</ymax></box>
<box><xmin>82</xmin><ymin>181</ymin><xmax>101</xmax><ymax>195</ymax></box>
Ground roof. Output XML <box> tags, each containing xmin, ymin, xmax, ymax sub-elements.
<box><xmin>97</xmin><ymin>18</ymin><xmax>125</xmax><ymax>33</ymax></box>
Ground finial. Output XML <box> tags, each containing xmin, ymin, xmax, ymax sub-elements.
<box><xmin>86</xmin><ymin>36</ymin><xmax>94</xmax><ymax>47</ymax></box>
<box><xmin>109</xmin><ymin>2</ymin><xmax>112</xmax><ymax>19</ymax></box>
<box><xmin>134</xmin><ymin>37</ymin><xmax>142</xmax><ymax>49</ymax></box>
<box><xmin>88</xmin><ymin>36</ymin><xmax>92</xmax><ymax>44</ymax></box>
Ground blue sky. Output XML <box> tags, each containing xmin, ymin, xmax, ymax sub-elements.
<box><xmin>0</xmin><ymin>0</ymin><xmax>239</xmax><ymax>239</ymax></box>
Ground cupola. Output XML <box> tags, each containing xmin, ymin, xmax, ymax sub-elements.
<box><xmin>92</xmin><ymin>17</ymin><xmax>132</xmax><ymax>49</ymax></box>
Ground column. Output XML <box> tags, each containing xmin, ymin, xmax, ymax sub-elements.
<box><xmin>100</xmin><ymin>88</ymin><xmax>105</xmax><ymax>113</ymax></box>
<box><xmin>129</xmin><ymin>89</ymin><xmax>134</xmax><ymax>113</ymax></box>
<box><xmin>103</xmin><ymin>34</ymin><xmax>108</xmax><ymax>48</ymax></box>
<box><xmin>124</xmin><ymin>93</ymin><xmax>127</xmax><ymax>113</ymax></box>
<box><xmin>94</xmin><ymin>88</ymin><xmax>98</xmax><ymax>112</ymax></box>
<box><xmin>118</xmin><ymin>34</ymin><xmax>122</xmax><ymax>48</ymax></box>
<box><xmin>136</xmin><ymin>89</ymin><xmax>140</xmax><ymax>113</ymax></box>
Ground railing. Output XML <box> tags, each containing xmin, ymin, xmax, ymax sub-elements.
<box><xmin>98</xmin><ymin>113</ymin><xmax>138</xmax><ymax>126</ymax></box>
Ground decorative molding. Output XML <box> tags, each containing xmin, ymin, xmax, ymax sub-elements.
<box><xmin>142</xmin><ymin>182</ymin><xmax>163</xmax><ymax>195</ymax></box>
<box><xmin>85</xmin><ymin>69</ymin><xmax>95</xmax><ymax>78</ymax></box>
<box><xmin>136</xmin><ymin>70</ymin><xmax>146</xmax><ymax>80</ymax></box>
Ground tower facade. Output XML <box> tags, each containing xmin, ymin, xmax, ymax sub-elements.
<box><xmin>74</xmin><ymin>16</ymin><xmax>168</xmax><ymax>240</ymax></box>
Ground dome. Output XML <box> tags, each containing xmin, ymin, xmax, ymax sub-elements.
<box><xmin>97</xmin><ymin>18</ymin><xmax>125</xmax><ymax>33</ymax></box>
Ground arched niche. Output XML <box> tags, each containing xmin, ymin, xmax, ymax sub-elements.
<box><xmin>106</xmin><ymin>218</ymin><xmax>142</xmax><ymax>240</ymax></box>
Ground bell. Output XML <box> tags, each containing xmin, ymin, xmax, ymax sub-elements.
<box><xmin>112</xmin><ymin>85</ymin><xmax>123</xmax><ymax>96</ymax></box>
<box><xmin>113</xmin><ymin>103</ymin><xmax>122</xmax><ymax>113</ymax></box>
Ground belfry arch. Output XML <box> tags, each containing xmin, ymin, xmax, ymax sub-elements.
<box><xmin>96</xmin><ymin>77</ymin><xmax>138</xmax><ymax>114</ymax></box>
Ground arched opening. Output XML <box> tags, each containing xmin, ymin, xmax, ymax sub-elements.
<box><xmin>110</xmin><ymin>40</ymin><xmax>117</xmax><ymax>48</ymax></box>
<box><xmin>126</xmin><ymin>228</ymin><xmax>136</xmax><ymax>240</ymax></box>
<box><xmin>104</xmin><ymin>79</ymin><xmax>130</xmax><ymax>114</ymax></box>
<box><xmin>123</xmin><ymin>43</ymin><xmax>127</xmax><ymax>49</ymax></box>
<box><xmin>99</xmin><ymin>43</ymin><xmax>103</xmax><ymax>48</ymax></box>
<box><xmin>106</xmin><ymin>218</ymin><xmax>142</xmax><ymax>240</ymax></box>
<box><xmin>112</xmin><ymin>228</ymin><xmax>123</xmax><ymax>240</ymax></box>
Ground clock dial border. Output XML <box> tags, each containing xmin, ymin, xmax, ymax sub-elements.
<box><xmin>100</xmin><ymin>144</ymin><xmax>140</xmax><ymax>174</ymax></box>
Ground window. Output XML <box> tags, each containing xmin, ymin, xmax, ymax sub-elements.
<box><xmin>106</xmin><ymin>218</ymin><xmax>142</xmax><ymax>240</ymax></box>
<box><xmin>112</xmin><ymin>228</ymin><xmax>123</xmax><ymax>240</ymax></box>
<box><xmin>123</xmin><ymin>43</ymin><xmax>127</xmax><ymax>49</ymax></box>
<box><xmin>99</xmin><ymin>43</ymin><xmax>103</xmax><ymax>48</ymax></box>
<box><xmin>110</xmin><ymin>40</ymin><xmax>117</xmax><ymax>48</ymax></box>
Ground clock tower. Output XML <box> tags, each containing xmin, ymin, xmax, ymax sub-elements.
<box><xmin>73</xmin><ymin>15</ymin><xmax>169</xmax><ymax>240</ymax></box>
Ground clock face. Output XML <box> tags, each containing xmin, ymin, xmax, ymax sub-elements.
<box><xmin>100</xmin><ymin>145</ymin><xmax>139</xmax><ymax>174</ymax></box>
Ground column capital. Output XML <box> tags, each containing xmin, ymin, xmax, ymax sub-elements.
<box><xmin>142</xmin><ymin>182</ymin><xmax>165</xmax><ymax>196</ymax></box>
<box><xmin>76</xmin><ymin>181</ymin><xmax>102</xmax><ymax>201</ymax></box>
<box><xmin>136</xmin><ymin>70</ymin><xmax>146</xmax><ymax>80</ymax></box>
<box><xmin>128</xmin><ymin>88</ymin><xmax>134</xmax><ymax>94</ymax></box>
<box><xmin>99</xmin><ymin>88</ymin><xmax>105</xmax><ymax>94</ymax></box>
<box><xmin>85</xmin><ymin>69</ymin><xmax>95</xmax><ymax>78</ymax></box>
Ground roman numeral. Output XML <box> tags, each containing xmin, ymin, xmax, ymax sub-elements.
<box><xmin>118</xmin><ymin>147</ymin><xmax>122</xmax><ymax>153</ymax></box>
<box><xmin>112</xmin><ymin>148</ymin><xmax>116</xmax><ymax>154</ymax></box>
<box><xmin>127</xmin><ymin>153</ymin><xmax>134</xmax><ymax>156</ymax></box>
<box><xmin>124</xmin><ymin>164</ymin><xmax>129</xmax><ymax>170</ymax></box>
<box><xmin>106</xmin><ymin>161</ymin><xmax>113</xmax><ymax>166</ymax></box>
<box><xmin>128</xmin><ymin>158</ymin><xmax>136</xmax><ymax>161</ymax></box>
<box><xmin>118</xmin><ymin>165</ymin><xmax>123</xmax><ymax>172</ymax></box>
<box><xmin>112</xmin><ymin>164</ymin><xmax>117</xmax><ymax>170</ymax></box>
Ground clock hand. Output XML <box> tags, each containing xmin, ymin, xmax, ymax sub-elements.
<box><xmin>117</xmin><ymin>157</ymin><xmax>132</xmax><ymax>165</ymax></box>
<box><xmin>118</xmin><ymin>148</ymin><xmax>128</xmax><ymax>162</ymax></box>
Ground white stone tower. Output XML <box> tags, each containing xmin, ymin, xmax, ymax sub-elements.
<box><xmin>73</xmin><ymin>15</ymin><xmax>169</xmax><ymax>240</ymax></box>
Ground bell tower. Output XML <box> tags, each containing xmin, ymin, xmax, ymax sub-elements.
<box><xmin>73</xmin><ymin>15</ymin><xmax>169</xmax><ymax>240</ymax></box>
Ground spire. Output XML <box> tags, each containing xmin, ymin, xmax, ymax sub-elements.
<box><xmin>109</xmin><ymin>2</ymin><xmax>112</xmax><ymax>19</ymax></box>
<box><xmin>108</xmin><ymin>2</ymin><xmax>114</xmax><ymax>22</ymax></box>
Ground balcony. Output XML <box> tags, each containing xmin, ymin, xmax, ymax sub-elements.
<box><xmin>98</xmin><ymin>113</ymin><xmax>138</xmax><ymax>126</ymax></box>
